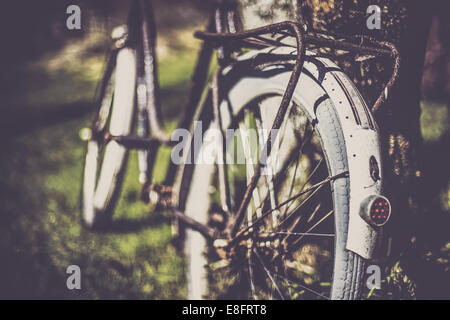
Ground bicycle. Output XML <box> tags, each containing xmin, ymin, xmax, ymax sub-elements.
<box><xmin>80</xmin><ymin>0</ymin><xmax>400</xmax><ymax>300</ymax></box>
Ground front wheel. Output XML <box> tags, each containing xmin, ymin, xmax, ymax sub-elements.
<box><xmin>81</xmin><ymin>48</ymin><xmax>137</xmax><ymax>229</ymax></box>
<box><xmin>179</xmin><ymin>63</ymin><xmax>367</xmax><ymax>300</ymax></box>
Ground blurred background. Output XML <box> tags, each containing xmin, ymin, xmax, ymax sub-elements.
<box><xmin>0</xmin><ymin>0</ymin><xmax>448</xmax><ymax>299</ymax></box>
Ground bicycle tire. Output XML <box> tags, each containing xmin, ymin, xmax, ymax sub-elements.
<box><xmin>178</xmin><ymin>51</ymin><xmax>368</xmax><ymax>300</ymax></box>
<box><xmin>81</xmin><ymin>48</ymin><xmax>137</xmax><ymax>229</ymax></box>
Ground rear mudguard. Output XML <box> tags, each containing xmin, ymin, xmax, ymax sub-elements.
<box><xmin>223</xmin><ymin>47</ymin><xmax>384</xmax><ymax>259</ymax></box>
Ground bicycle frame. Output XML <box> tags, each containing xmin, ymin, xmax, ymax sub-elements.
<box><xmin>93</xmin><ymin>0</ymin><xmax>400</xmax><ymax>255</ymax></box>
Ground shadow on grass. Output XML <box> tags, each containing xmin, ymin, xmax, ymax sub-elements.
<box><xmin>0</xmin><ymin>102</ymin><xmax>93</xmax><ymax>138</ymax></box>
<box><xmin>0</xmin><ymin>80</ymin><xmax>188</xmax><ymax>139</ymax></box>
<box><xmin>0</xmin><ymin>118</ymin><xmax>185</xmax><ymax>299</ymax></box>
<box><xmin>89</xmin><ymin>211</ymin><xmax>171</xmax><ymax>234</ymax></box>
<box><xmin>0</xmin><ymin>134</ymin><xmax>82</xmax><ymax>299</ymax></box>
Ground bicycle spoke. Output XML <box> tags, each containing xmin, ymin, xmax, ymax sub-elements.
<box><xmin>255</xmin><ymin>116</ymin><xmax>280</xmax><ymax>227</ymax></box>
<box><xmin>298</xmin><ymin>157</ymin><xmax>325</xmax><ymax>195</ymax></box>
<box><xmin>275</xmin><ymin>231</ymin><xmax>334</xmax><ymax>237</ymax></box>
<box><xmin>248</xmin><ymin>247</ymin><xmax>258</xmax><ymax>300</ymax></box>
<box><xmin>253</xmin><ymin>248</ymin><xmax>285</xmax><ymax>300</ymax></box>
<box><xmin>252</xmin><ymin>140</ymin><xmax>304</xmax><ymax>215</ymax></box>
<box><xmin>282</xmin><ymin>122</ymin><xmax>315</xmax><ymax>217</ymax></box>
<box><xmin>239</xmin><ymin>119</ymin><xmax>263</xmax><ymax>228</ymax></box>
<box><xmin>282</xmin><ymin>202</ymin><xmax>322</xmax><ymax>245</ymax></box>
<box><xmin>274</xmin><ymin>274</ymin><xmax>330</xmax><ymax>300</ymax></box>
<box><xmin>231</xmin><ymin>171</ymin><xmax>347</xmax><ymax>245</ymax></box>
<box><xmin>288</xmin><ymin>209</ymin><xmax>334</xmax><ymax>250</ymax></box>
<box><xmin>282</xmin><ymin>155</ymin><xmax>301</xmax><ymax>216</ymax></box>
<box><xmin>276</xmin><ymin>180</ymin><xmax>326</xmax><ymax>230</ymax></box>
<box><xmin>276</xmin><ymin>159</ymin><xmax>329</xmax><ymax>231</ymax></box>
<box><xmin>251</xmin><ymin>119</ymin><xmax>314</xmax><ymax>216</ymax></box>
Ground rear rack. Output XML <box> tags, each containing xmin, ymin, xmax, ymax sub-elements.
<box><xmin>195</xmin><ymin>22</ymin><xmax>400</xmax><ymax>114</ymax></box>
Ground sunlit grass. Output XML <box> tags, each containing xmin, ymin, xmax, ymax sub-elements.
<box><xmin>0</xmin><ymin>19</ymin><xmax>198</xmax><ymax>298</ymax></box>
<box><xmin>420</xmin><ymin>100</ymin><xmax>449</xmax><ymax>142</ymax></box>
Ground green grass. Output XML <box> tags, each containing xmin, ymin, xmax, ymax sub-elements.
<box><xmin>420</xmin><ymin>100</ymin><xmax>449</xmax><ymax>142</ymax></box>
<box><xmin>421</xmin><ymin>100</ymin><xmax>450</xmax><ymax>211</ymax></box>
<box><xmin>0</xmin><ymin>28</ymin><xmax>197</xmax><ymax>299</ymax></box>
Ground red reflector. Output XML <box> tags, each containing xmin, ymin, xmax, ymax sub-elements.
<box><xmin>360</xmin><ymin>195</ymin><xmax>391</xmax><ymax>227</ymax></box>
<box><xmin>369</xmin><ymin>198</ymin><xmax>390</xmax><ymax>225</ymax></box>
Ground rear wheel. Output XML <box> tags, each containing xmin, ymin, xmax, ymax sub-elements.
<box><xmin>180</xmin><ymin>70</ymin><xmax>366</xmax><ymax>300</ymax></box>
<box><xmin>81</xmin><ymin>48</ymin><xmax>137</xmax><ymax>229</ymax></box>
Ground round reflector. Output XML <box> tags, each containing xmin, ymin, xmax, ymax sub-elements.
<box><xmin>360</xmin><ymin>195</ymin><xmax>391</xmax><ymax>227</ymax></box>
